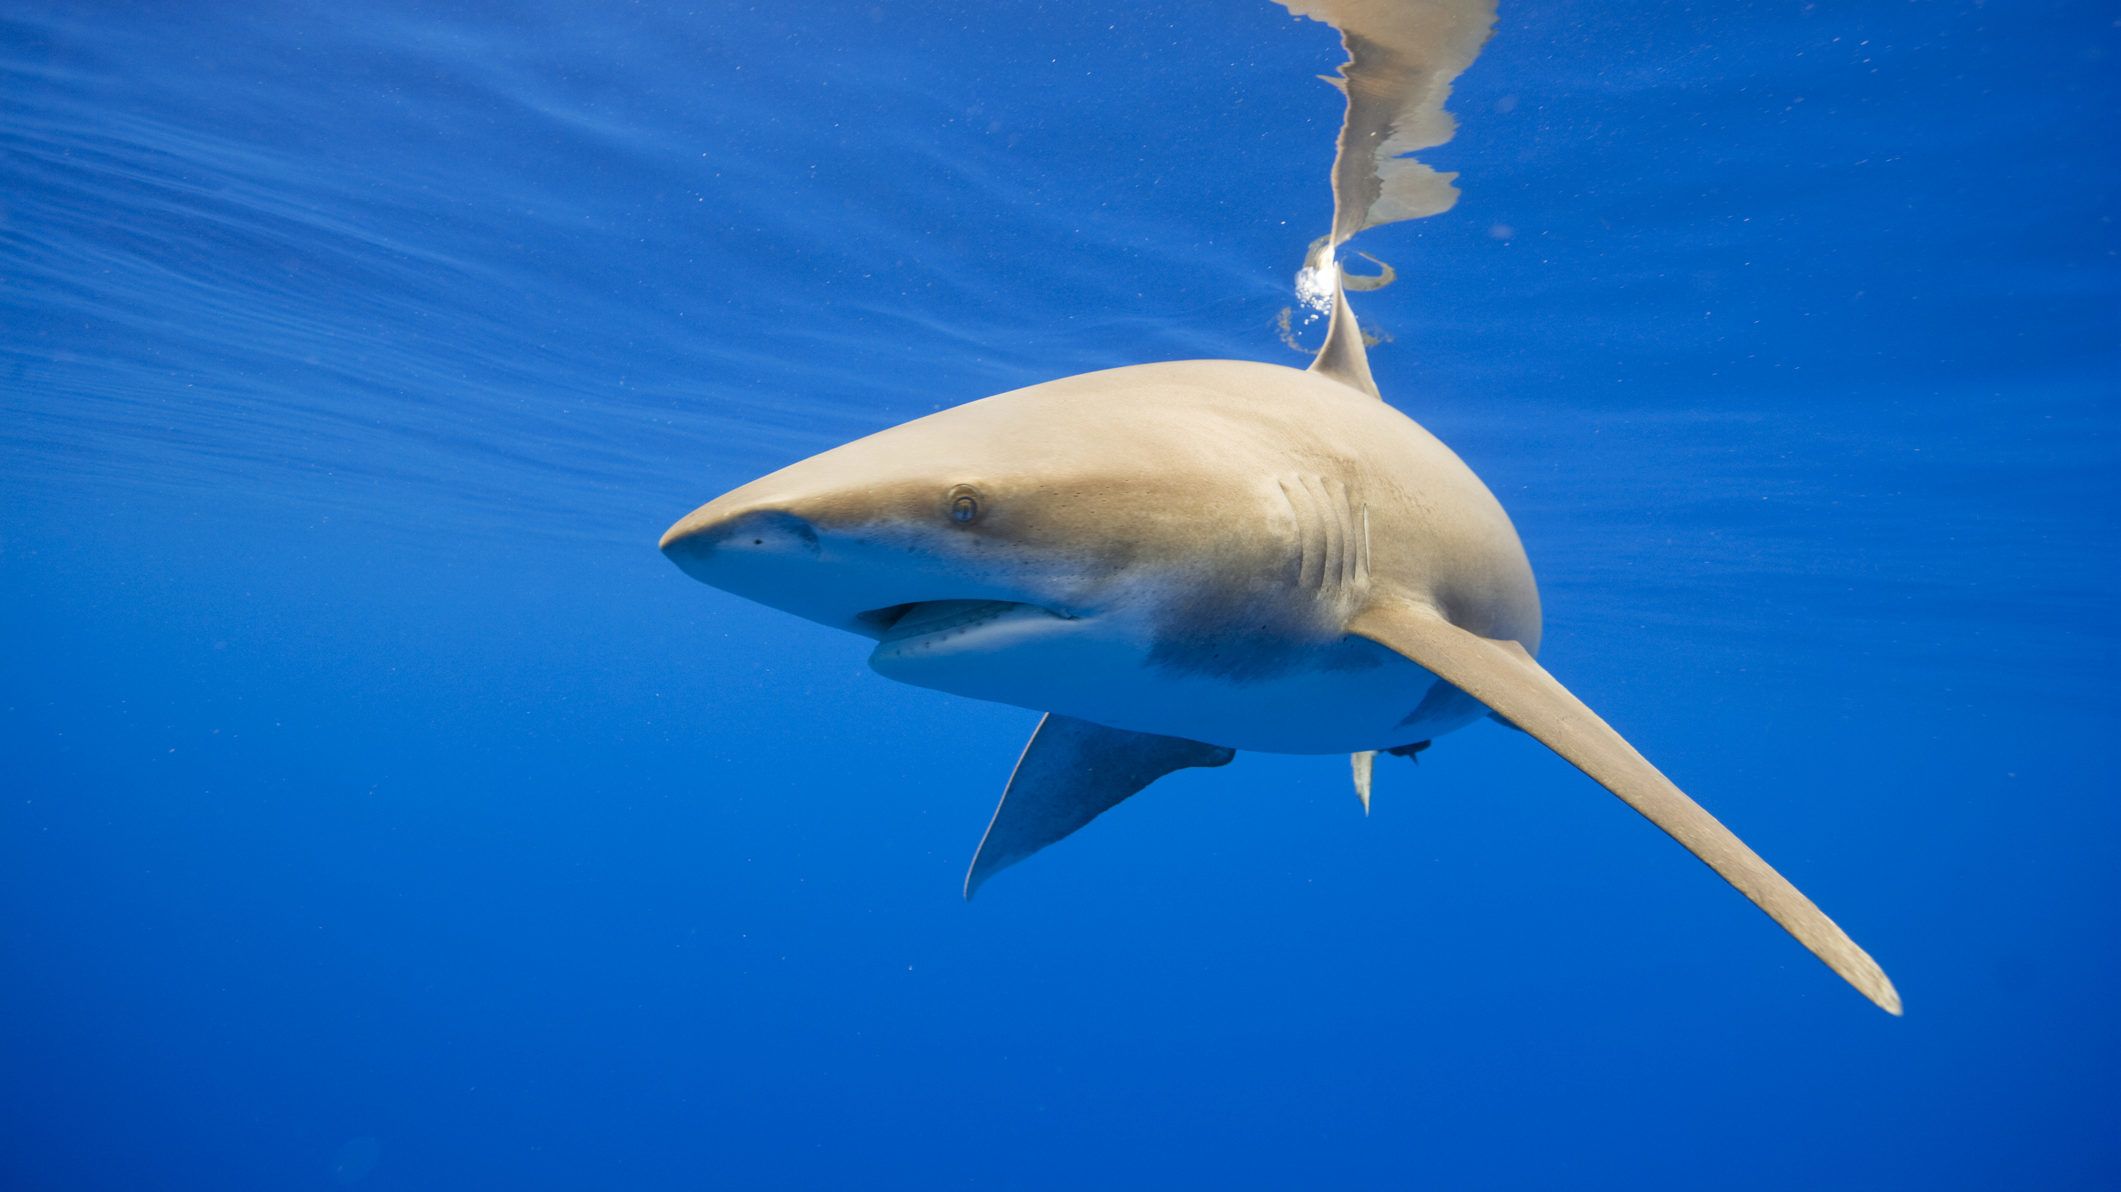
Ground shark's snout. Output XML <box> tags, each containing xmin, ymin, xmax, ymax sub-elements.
<box><xmin>660</xmin><ymin>502</ymin><xmax>821</xmax><ymax>586</ymax></box>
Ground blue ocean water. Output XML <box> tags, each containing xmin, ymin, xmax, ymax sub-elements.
<box><xmin>3</xmin><ymin>0</ymin><xmax>2116</xmax><ymax>1186</ymax></box>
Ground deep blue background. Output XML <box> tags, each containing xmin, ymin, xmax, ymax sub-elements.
<box><xmin>4</xmin><ymin>1</ymin><xmax>2116</xmax><ymax>1187</ymax></box>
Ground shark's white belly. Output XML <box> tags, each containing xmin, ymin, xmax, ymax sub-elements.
<box><xmin>1050</xmin><ymin>645</ymin><xmax>1484</xmax><ymax>754</ymax></box>
<box><xmin>869</xmin><ymin>602</ymin><xmax>1484</xmax><ymax>754</ymax></box>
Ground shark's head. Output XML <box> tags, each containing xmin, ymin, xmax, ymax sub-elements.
<box><xmin>659</xmin><ymin>364</ymin><xmax>1319</xmax><ymax>707</ymax></box>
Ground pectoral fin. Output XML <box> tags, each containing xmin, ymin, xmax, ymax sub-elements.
<box><xmin>1348</xmin><ymin>601</ymin><xmax>1901</xmax><ymax>1015</ymax></box>
<box><xmin>964</xmin><ymin>714</ymin><xmax>1234</xmax><ymax>899</ymax></box>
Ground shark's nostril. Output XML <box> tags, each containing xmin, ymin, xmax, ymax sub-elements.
<box><xmin>747</xmin><ymin>511</ymin><xmax>820</xmax><ymax>553</ymax></box>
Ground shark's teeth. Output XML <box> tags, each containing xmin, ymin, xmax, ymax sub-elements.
<box><xmin>870</xmin><ymin>599</ymin><xmax>1071</xmax><ymax>655</ymax></box>
<box><xmin>877</xmin><ymin>599</ymin><xmax>1022</xmax><ymax>646</ymax></box>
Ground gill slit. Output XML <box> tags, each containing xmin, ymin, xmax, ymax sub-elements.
<box><xmin>1277</xmin><ymin>478</ymin><xmax>1315</xmax><ymax>589</ymax></box>
<box><xmin>1336</xmin><ymin>478</ymin><xmax>1359</xmax><ymax>588</ymax></box>
<box><xmin>1287</xmin><ymin>475</ymin><xmax>1367</xmax><ymax>596</ymax></box>
<box><xmin>1359</xmin><ymin>501</ymin><xmax>1372</xmax><ymax>586</ymax></box>
<box><xmin>1313</xmin><ymin>475</ymin><xmax>1344</xmax><ymax>592</ymax></box>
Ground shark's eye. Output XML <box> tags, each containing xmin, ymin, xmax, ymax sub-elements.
<box><xmin>948</xmin><ymin>485</ymin><xmax>982</xmax><ymax>525</ymax></box>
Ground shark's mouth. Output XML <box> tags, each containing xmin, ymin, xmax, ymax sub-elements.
<box><xmin>861</xmin><ymin>599</ymin><xmax>1073</xmax><ymax>652</ymax></box>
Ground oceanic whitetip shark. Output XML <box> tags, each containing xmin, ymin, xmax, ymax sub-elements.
<box><xmin>659</xmin><ymin>0</ymin><xmax>1900</xmax><ymax>1014</ymax></box>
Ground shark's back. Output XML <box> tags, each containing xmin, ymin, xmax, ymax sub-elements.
<box><xmin>988</xmin><ymin>357</ymin><xmax>1542</xmax><ymax>653</ymax></box>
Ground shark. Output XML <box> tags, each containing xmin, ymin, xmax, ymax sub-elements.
<box><xmin>657</xmin><ymin>280</ymin><xmax>1900</xmax><ymax>1015</ymax></box>
<box><xmin>658</xmin><ymin>0</ymin><xmax>1900</xmax><ymax>1014</ymax></box>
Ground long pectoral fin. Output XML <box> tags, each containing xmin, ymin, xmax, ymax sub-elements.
<box><xmin>1348</xmin><ymin>601</ymin><xmax>1901</xmax><ymax>1015</ymax></box>
<box><xmin>965</xmin><ymin>714</ymin><xmax>1234</xmax><ymax>899</ymax></box>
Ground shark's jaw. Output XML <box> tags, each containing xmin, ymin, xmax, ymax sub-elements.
<box><xmin>865</xmin><ymin>598</ymin><xmax>1079</xmax><ymax>667</ymax></box>
<box><xmin>864</xmin><ymin>598</ymin><xmax>1072</xmax><ymax>644</ymax></box>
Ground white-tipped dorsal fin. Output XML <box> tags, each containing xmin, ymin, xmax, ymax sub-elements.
<box><xmin>965</xmin><ymin>713</ymin><xmax>1234</xmax><ymax>899</ymax></box>
<box><xmin>1347</xmin><ymin>599</ymin><xmax>1903</xmax><ymax>1015</ymax></box>
<box><xmin>1309</xmin><ymin>261</ymin><xmax>1381</xmax><ymax>399</ymax></box>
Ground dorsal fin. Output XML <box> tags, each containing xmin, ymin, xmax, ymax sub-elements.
<box><xmin>1308</xmin><ymin>260</ymin><xmax>1380</xmax><ymax>399</ymax></box>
